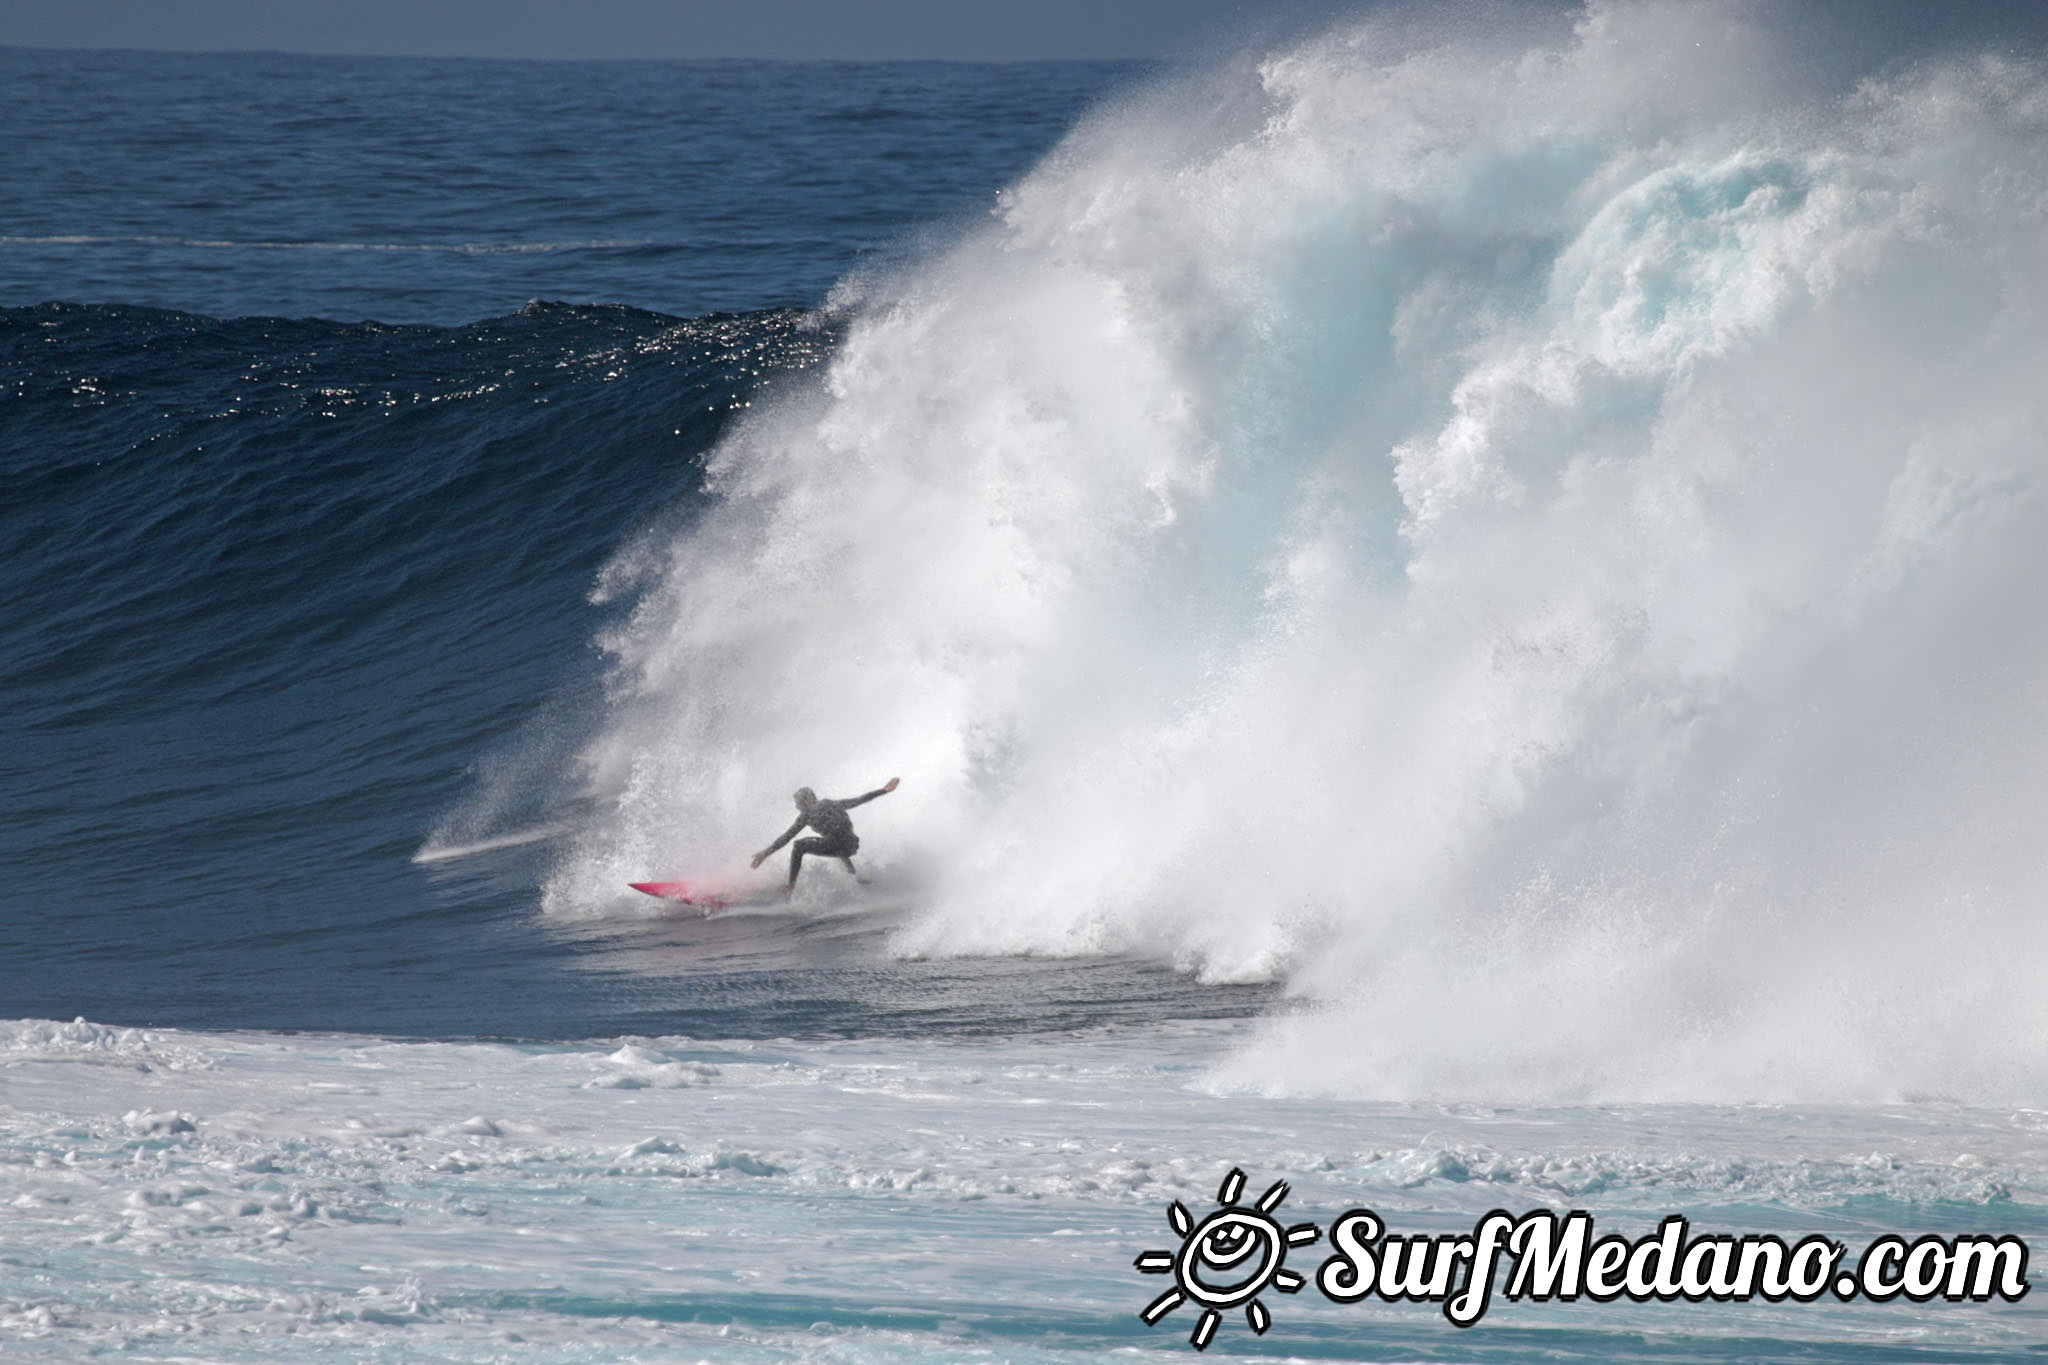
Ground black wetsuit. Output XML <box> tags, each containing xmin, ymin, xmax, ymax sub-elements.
<box><xmin>761</xmin><ymin>787</ymin><xmax>891</xmax><ymax>886</ymax></box>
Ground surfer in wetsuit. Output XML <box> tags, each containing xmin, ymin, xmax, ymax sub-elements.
<box><xmin>751</xmin><ymin>777</ymin><xmax>899</xmax><ymax>892</ymax></box>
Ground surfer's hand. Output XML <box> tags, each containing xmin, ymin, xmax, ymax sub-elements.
<box><xmin>883</xmin><ymin>777</ymin><xmax>899</xmax><ymax>793</ymax></box>
<box><xmin>750</xmin><ymin>852</ymin><xmax>766</xmax><ymax>869</ymax></box>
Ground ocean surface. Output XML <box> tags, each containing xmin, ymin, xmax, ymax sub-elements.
<box><xmin>6</xmin><ymin>8</ymin><xmax>2048</xmax><ymax>1361</ymax></box>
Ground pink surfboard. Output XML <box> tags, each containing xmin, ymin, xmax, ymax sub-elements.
<box><xmin>628</xmin><ymin>879</ymin><xmax>765</xmax><ymax>909</ymax></box>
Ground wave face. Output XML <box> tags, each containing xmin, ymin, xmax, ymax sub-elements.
<box><xmin>546</xmin><ymin>2</ymin><xmax>2048</xmax><ymax>1103</ymax></box>
<box><xmin>0</xmin><ymin>300</ymin><xmax>832</xmax><ymax>1032</ymax></box>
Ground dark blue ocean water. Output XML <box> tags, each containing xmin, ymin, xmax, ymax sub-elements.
<box><xmin>0</xmin><ymin>48</ymin><xmax>1271</xmax><ymax>1037</ymax></box>
<box><xmin>0</xmin><ymin>47</ymin><xmax>1131</xmax><ymax>323</ymax></box>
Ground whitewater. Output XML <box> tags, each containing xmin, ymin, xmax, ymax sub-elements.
<box><xmin>533</xmin><ymin>1</ymin><xmax>2048</xmax><ymax>1104</ymax></box>
<box><xmin>8</xmin><ymin>4</ymin><xmax>2048</xmax><ymax>1360</ymax></box>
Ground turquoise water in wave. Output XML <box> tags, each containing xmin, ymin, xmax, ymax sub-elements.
<box><xmin>7</xmin><ymin>10</ymin><xmax>2048</xmax><ymax>1361</ymax></box>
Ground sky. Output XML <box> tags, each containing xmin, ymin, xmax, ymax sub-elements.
<box><xmin>0</xmin><ymin>0</ymin><xmax>1365</xmax><ymax>62</ymax></box>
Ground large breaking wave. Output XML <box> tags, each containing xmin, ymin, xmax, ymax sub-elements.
<box><xmin>543</xmin><ymin>2</ymin><xmax>2048</xmax><ymax>1103</ymax></box>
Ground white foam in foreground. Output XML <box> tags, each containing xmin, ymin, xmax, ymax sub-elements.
<box><xmin>2</xmin><ymin>1016</ymin><xmax>2043</xmax><ymax>1361</ymax></box>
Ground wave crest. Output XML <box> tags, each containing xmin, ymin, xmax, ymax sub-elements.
<box><xmin>549</xmin><ymin>3</ymin><xmax>2048</xmax><ymax>1102</ymax></box>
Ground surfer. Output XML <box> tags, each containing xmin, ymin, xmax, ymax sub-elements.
<box><xmin>751</xmin><ymin>777</ymin><xmax>900</xmax><ymax>891</ymax></box>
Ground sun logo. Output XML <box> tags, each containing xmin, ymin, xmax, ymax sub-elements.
<box><xmin>1134</xmin><ymin>1167</ymin><xmax>1322</xmax><ymax>1350</ymax></box>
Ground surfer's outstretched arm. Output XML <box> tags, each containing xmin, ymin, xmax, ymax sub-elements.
<box><xmin>836</xmin><ymin>776</ymin><xmax>901</xmax><ymax>809</ymax></box>
<box><xmin>750</xmin><ymin>815</ymin><xmax>807</xmax><ymax>869</ymax></box>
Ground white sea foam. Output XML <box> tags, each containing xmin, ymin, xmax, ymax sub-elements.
<box><xmin>3</xmin><ymin>1017</ymin><xmax>2043</xmax><ymax>1359</ymax></box>
<box><xmin>411</xmin><ymin>823</ymin><xmax>569</xmax><ymax>863</ymax></box>
<box><xmin>539</xmin><ymin>2</ymin><xmax>2048</xmax><ymax>1103</ymax></box>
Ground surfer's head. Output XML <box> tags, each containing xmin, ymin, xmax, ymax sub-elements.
<box><xmin>792</xmin><ymin>787</ymin><xmax>817</xmax><ymax>811</ymax></box>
